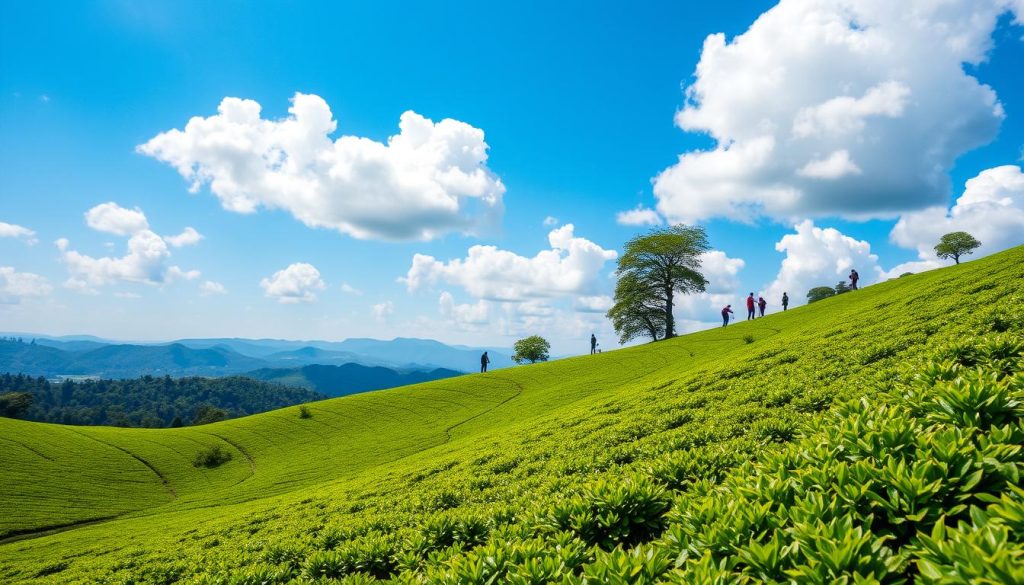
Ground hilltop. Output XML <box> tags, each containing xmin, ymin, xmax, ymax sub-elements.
<box><xmin>0</xmin><ymin>247</ymin><xmax>1021</xmax><ymax>583</ymax></box>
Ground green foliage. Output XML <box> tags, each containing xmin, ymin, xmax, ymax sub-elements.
<box><xmin>193</xmin><ymin>404</ymin><xmax>229</xmax><ymax>425</ymax></box>
<box><xmin>0</xmin><ymin>373</ymin><xmax>323</xmax><ymax>427</ymax></box>
<box><xmin>299</xmin><ymin>405</ymin><xmax>312</xmax><ymax>419</ymax></box>
<box><xmin>0</xmin><ymin>246</ymin><xmax>1022</xmax><ymax>585</ymax></box>
<box><xmin>512</xmin><ymin>336</ymin><xmax>551</xmax><ymax>364</ymax></box>
<box><xmin>807</xmin><ymin>286</ymin><xmax>836</xmax><ymax>303</ymax></box>
<box><xmin>935</xmin><ymin>231</ymin><xmax>982</xmax><ymax>264</ymax></box>
<box><xmin>608</xmin><ymin>224</ymin><xmax>710</xmax><ymax>340</ymax></box>
<box><xmin>0</xmin><ymin>391</ymin><xmax>33</xmax><ymax>418</ymax></box>
<box><xmin>834</xmin><ymin>281</ymin><xmax>852</xmax><ymax>294</ymax></box>
<box><xmin>193</xmin><ymin>445</ymin><xmax>233</xmax><ymax>468</ymax></box>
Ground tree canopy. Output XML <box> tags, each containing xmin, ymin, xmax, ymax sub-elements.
<box><xmin>935</xmin><ymin>231</ymin><xmax>981</xmax><ymax>265</ymax></box>
<box><xmin>607</xmin><ymin>225</ymin><xmax>709</xmax><ymax>342</ymax></box>
<box><xmin>512</xmin><ymin>336</ymin><xmax>551</xmax><ymax>364</ymax></box>
<box><xmin>807</xmin><ymin>286</ymin><xmax>836</xmax><ymax>303</ymax></box>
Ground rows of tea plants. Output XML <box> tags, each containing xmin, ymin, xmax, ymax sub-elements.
<box><xmin>0</xmin><ymin>247</ymin><xmax>1021</xmax><ymax>583</ymax></box>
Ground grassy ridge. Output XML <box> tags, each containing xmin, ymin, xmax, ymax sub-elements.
<box><xmin>0</xmin><ymin>247</ymin><xmax>1021</xmax><ymax>583</ymax></box>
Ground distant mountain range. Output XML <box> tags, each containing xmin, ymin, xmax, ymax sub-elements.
<box><xmin>0</xmin><ymin>334</ymin><xmax>514</xmax><ymax>381</ymax></box>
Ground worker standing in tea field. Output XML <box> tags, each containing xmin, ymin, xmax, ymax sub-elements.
<box><xmin>849</xmin><ymin>269</ymin><xmax>859</xmax><ymax>290</ymax></box>
<box><xmin>721</xmin><ymin>305</ymin><xmax>734</xmax><ymax>327</ymax></box>
<box><xmin>758</xmin><ymin>296</ymin><xmax>767</xmax><ymax>317</ymax></box>
<box><xmin>480</xmin><ymin>351</ymin><xmax>490</xmax><ymax>373</ymax></box>
<box><xmin>782</xmin><ymin>292</ymin><xmax>789</xmax><ymax>311</ymax></box>
<box><xmin>746</xmin><ymin>293</ymin><xmax>756</xmax><ymax>320</ymax></box>
<box><xmin>591</xmin><ymin>334</ymin><xmax>597</xmax><ymax>355</ymax></box>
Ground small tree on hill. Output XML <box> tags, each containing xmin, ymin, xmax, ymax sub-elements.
<box><xmin>512</xmin><ymin>336</ymin><xmax>551</xmax><ymax>364</ymax></box>
<box><xmin>807</xmin><ymin>286</ymin><xmax>836</xmax><ymax>303</ymax></box>
<box><xmin>0</xmin><ymin>392</ymin><xmax>33</xmax><ymax>418</ymax></box>
<box><xmin>607</xmin><ymin>224</ymin><xmax>709</xmax><ymax>341</ymax></box>
<box><xmin>935</xmin><ymin>231</ymin><xmax>980</xmax><ymax>265</ymax></box>
<box><xmin>834</xmin><ymin>281</ymin><xmax>852</xmax><ymax>295</ymax></box>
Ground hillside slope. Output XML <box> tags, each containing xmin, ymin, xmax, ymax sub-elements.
<box><xmin>0</xmin><ymin>247</ymin><xmax>1021</xmax><ymax>583</ymax></box>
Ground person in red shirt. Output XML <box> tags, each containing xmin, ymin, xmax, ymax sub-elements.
<box><xmin>746</xmin><ymin>293</ymin><xmax>756</xmax><ymax>320</ymax></box>
<box><xmin>721</xmin><ymin>304</ymin><xmax>734</xmax><ymax>327</ymax></box>
<box><xmin>849</xmin><ymin>269</ymin><xmax>860</xmax><ymax>290</ymax></box>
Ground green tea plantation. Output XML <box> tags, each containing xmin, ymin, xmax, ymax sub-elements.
<box><xmin>1</xmin><ymin>247</ymin><xmax>1022</xmax><ymax>584</ymax></box>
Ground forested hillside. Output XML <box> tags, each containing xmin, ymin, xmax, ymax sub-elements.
<box><xmin>0</xmin><ymin>374</ymin><xmax>324</xmax><ymax>427</ymax></box>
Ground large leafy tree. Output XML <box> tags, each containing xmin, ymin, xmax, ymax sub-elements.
<box><xmin>607</xmin><ymin>273</ymin><xmax>667</xmax><ymax>344</ymax></box>
<box><xmin>607</xmin><ymin>225</ymin><xmax>709</xmax><ymax>341</ymax></box>
<box><xmin>935</xmin><ymin>231</ymin><xmax>981</xmax><ymax>265</ymax></box>
<box><xmin>512</xmin><ymin>336</ymin><xmax>551</xmax><ymax>364</ymax></box>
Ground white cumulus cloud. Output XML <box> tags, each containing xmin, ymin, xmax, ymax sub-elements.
<box><xmin>886</xmin><ymin>164</ymin><xmax>1024</xmax><ymax>276</ymax></box>
<box><xmin>0</xmin><ymin>221</ymin><xmax>38</xmax><ymax>245</ymax></box>
<box><xmin>439</xmin><ymin>292</ymin><xmax>490</xmax><ymax>328</ymax></box>
<box><xmin>85</xmin><ymin>202</ymin><xmax>150</xmax><ymax>235</ymax></box>
<box><xmin>402</xmin><ymin>224</ymin><xmax>617</xmax><ymax>301</ymax></box>
<box><xmin>615</xmin><ymin>205</ymin><xmax>662</xmax><ymax>226</ymax></box>
<box><xmin>138</xmin><ymin>93</ymin><xmax>506</xmax><ymax>241</ymax></box>
<box><xmin>371</xmin><ymin>301</ymin><xmax>395</xmax><ymax>321</ymax></box>
<box><xmin>653</xmin><ymin>0</ymin><xmax>1022</xmax><ymax>223</ymax></box>
<box><xmin>260</xmin><ymin>262</ymin><xmax>325</xmax><ymax>304</ymax></box>
<box><xmin>164</xmin><ymin>226</ymin><xmax>203</xmax><ymax>247</ymax></box>
<box><xmin>200</xmin><ymin>280</ymin><xmax>227</xmax><ymax>295</ymax></box>
<box><xmin>763</xmin><ymin>220</ymin><xmax>881</xmax><ymax>308</ymax></box>
<box><xmin>58</xmin><ymin>203</ymin><xmax>201</xmax><ymax>292</ymax></box>
<box><xmin>0</xmin><ymin>267</ymin><xmax>52</xmax><ymax>303</ymax></box>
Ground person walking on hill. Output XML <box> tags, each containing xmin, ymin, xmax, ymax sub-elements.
<box><xmin>849</xmin><ymin>269</ymin><xmax>860</xmax><ymax>290</ymax></box>
<box><xmin>782</xmin><ymin>292</ymin><xmax>789</xmax><ymax>311</ymax></box>
<box><xmin>590</xmin><ymin>334</ymin><xmax>597</xmax><ymax>355</ymax></box>
<box><xmin>746</xmin><ymin>293</ymin><xmax>756</xmax><ymax>320</ymax></box>
<box><xmin>480</xmin><ymin>351</ymin><xmax>490</xmax><ymax>373</ymax></box>
<box><xmin>758</xmin><ymin>296</ymin><xmax>767</xmax><ymax>317</ymax></box>
<box><xmin>721</xmin><ymin>305</ymin><xmax>734</xmax><ymax>327</ymax></box>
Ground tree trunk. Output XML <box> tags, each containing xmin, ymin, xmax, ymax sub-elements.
<box><xmin>664</xmin><ymin>286</ymin><xmax>675</xmax><ymax>339</ymax></box>
<box><xmin>954</xmin><ymin>254</ymin><xmax>960</xmax><ymax>265</ymax></box>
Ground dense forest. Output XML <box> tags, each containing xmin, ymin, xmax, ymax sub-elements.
<box><xmin>0</xmin><ymin>373</ymin><xmax>325</xmax><ymax>427</ymax></box>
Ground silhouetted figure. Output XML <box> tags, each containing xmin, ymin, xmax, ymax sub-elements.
<box><xmin>590</xmin><ymin>334</ymin><xmax>597</xmax><ymax>355</ymax></box>
<box><xmin>480</xmin><ymin>351</ymin><xmax>490</xmax><ymax>373</ymax></box>
<box><xmin>849</xmin><ymin>269</ymin><xmax>859</xmax><ymax>290</ymax></box>
<box><xmin>782</xmin><ymin>292</ymin><xmax>789</xmax><ymax>311</ymax></box>
<box><xmin>746</xmin><ymin>293</ymin><xmax>756</xmax><ymax>320</ymax></box>
<box><xmin>721</xmin><ymin>305</ymin><xmax>734</xmax><ymax>327</ymax></box>
<box><xmin>758</xmin><ymin>296</ymin><xmax>767</xmax><ymax>317</ymax></box>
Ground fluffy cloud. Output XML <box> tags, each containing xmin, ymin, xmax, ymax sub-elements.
<box><xmin>886</xmin><ymin>164</ymin><xmax>1024</xmax><ymax>276</ymax></box>
<box><xmin>260</xmin><ymin>263</ymin><xmax>325</xmax><ymax>304</ymax></box>
<box><xmin>371</xmin><ymin>301</ymin><xmax>395</xmax><ymax>321</ymax></box>
<box><xmin>58</xmin><ymin>203</ymin><xmax>200</xmax><ymax>292</ymax></box>
<box><xmin>0</xmin><ymin>221</ymin><xmax>38</xmax><ymax>245</ymax></box>
<box><xmin>199</xmin><ymin>280</ymin><xmax>227</xmax><ymax>295</ymax></box>
<box><xmin>403</xmin><ymin>224</ymin><xmax>617</xmax><ymax>301</ymax></box>
<box><xmin>439</xmin><ymin>292</ymin><xmax>490</xmax><ymax>327</ymax></box>
<box><xmin>85</xmin><ymin>202</ymin><xmax>149</xmax><ymax>235</ymax></box>
<box><xmin>139</xmin><ymin>93</ymin><xmax>505</xmax><ymax>241</ymax></box>
<box><xmin>165</xmin><ymin>227</ymin><xmax>203</xmax><ymax>248</ymax></box>
<box><xmin>653</xmin><ymin>0</ymin><xmax>1022</xmax><ymax>223</ymax></box>
<box><xmin>0</xmin><ymin>267</ymin><xmax>52</xmax><ymax>303</ymax></box>
<box><xmin>763</xmin><ymin>220</ymin><xmax>881</xmax><ymax>308</ymax></box>
<box><xmin>615</xmin><ymin>205</ymin><xmax>662</xmax><ymax>226</ymax></box>
<box><xmin>574</xmin><ymin>295</ymin><xmax>614</xmax><ymax>313</ymax></box>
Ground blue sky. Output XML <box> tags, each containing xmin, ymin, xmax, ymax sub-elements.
<box><xmin>2</xmin><ymin>0</ymin><xmax>1023</xmax><ymax>355</ymax></box>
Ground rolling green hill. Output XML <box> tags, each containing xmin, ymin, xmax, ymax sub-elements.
<box><xmin>0</xmin><ymin>247</ymin><xmax>1022</xmax><ymax>583</ymax></box>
